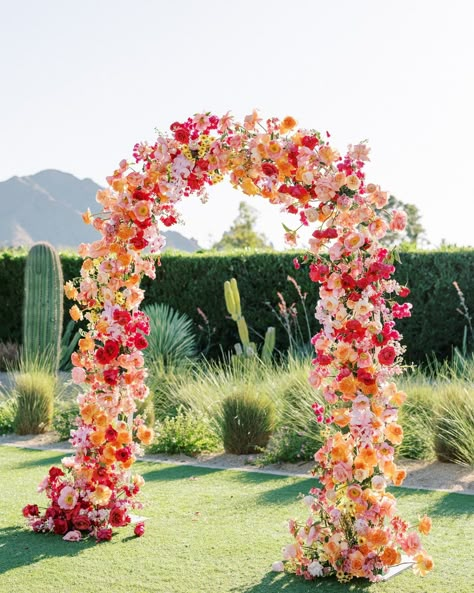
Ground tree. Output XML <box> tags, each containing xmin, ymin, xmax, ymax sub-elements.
<box><xmin>380</xmin><ymin>195</ymin><xmax>426</xmax><ymax>247</ymax></box>
<box><xmin>212</xmin><ymin>201</ymin><xmax>272</xmax><ymax>250</ymax></box>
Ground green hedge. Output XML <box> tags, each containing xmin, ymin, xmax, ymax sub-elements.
<box><xmin>1</xmin><ymin>248</ymin><xmax>473</xmax><ymax>364</ymax></box>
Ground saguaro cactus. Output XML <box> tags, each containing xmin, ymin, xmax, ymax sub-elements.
<box><xmin>224</xmin><ymin>277</ymin><xmax>275</xmax><ymax>360</ymax></box>
<box><xmin>22</xmin><ymin>242</ymin><xmax>64</xmax><ymax>373</ymax></box>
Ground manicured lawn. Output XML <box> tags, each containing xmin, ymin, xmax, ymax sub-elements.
<box><xmin>0</xmin><ymin>446</ymin><xmax>473</xmax><ymax>593</ymax></box>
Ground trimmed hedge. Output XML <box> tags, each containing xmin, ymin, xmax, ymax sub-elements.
<box><xmin>1</xmin><ymin>248</ymin><xmax>473</xmax><ymax>364</ymax></box>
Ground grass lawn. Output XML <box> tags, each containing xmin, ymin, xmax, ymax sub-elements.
<box><xmin>0</xmin><ymin>447</ymin><xmax>473</xmax><ymax>593</ymax></box>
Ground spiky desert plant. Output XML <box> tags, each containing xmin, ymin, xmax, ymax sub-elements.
<box><xmin>22</xmin><ymin>242</ymin><xmax>64</xmax><ymax>374</ymax></box>
<box><xmin>143</xmin><ymin>303</ymin><xmax>197</xmax><ymax>369</ymax></box>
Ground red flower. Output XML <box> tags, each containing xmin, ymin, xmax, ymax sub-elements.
<box><xmin>53</xmin><ymin>518</ymin><xmax>69</xmax><ymax>535</ymax></box>
<box><xmin>103</xmin><ymin>340</ymin><xmax>120</xmax><ymax>361</ymax></box>
<box><xmin>130</xmin><ymin>233</ymin><xmax>149</xmax><ymax>250</ymax></box>
<box><xmin>104</xmin><ymin>368</ymin><xmax>120</xmax><ymax>386</ymax></box>
<box><xmin>113</xmin><ymin>309</ymin><xmax>132</xmax><ymax>326</ymax></box>
<box><xmin>309</xmin><ymin>263</ymin><xmax>329</xmax><ymax>283</ymax></box>
<box><xmin>109</xmin><ymin>507</ymin><xmax>129</xmax><ymax>528</ymax></box>
<box><xmin>73</xmin><ymin>515</ymin><xmax>91</xmax><ymax>531</ymax></box>
<box><xmin>174</xmin><ymin>127</ymin><xmax>190</xmax><ymax>144</ymax></box>
<box><xmin>261</xmin><ymin>162</ymin><xmax>278</xmax><ymax>177</ymax></box>
<box><xmin>115</xmin><ymin>447</ymin><xmax>131</xmax><ymax>463</ymax></box>
<box><xmin>378</xmin><ymin>345</ymin><xmax>397</xmax><ymax>366</ymax></box>
<box><xmin>95</xmin><ymin>348</ymin><xmax>109</xmax><ymax>365</ymax></box>
<box><xmin>161</xmin><ymin>215</ymin><xmax>177</xmax><ymax>227</ymax></box>
<box><xmin>134</xmin><ymin>334</ymin><xmax>148</xmax><ymax>350</ymax></box>
<box><xmin>105</xmin><ymin>426</ymin><xmax>118</xmax><ymax>442</ymax></box>
<box><xmin>96</xmin><ymin>527</ymin><xmax>113</xmax><ymax>542</ymax></box>
<box><xmin>45</xmin><ymin>506</ymin><xmax>59</xmax><ymax>519</ymax></box>
<box><xmin>357</xmin><ymin>368</ymin><xmax>376</xmax><ymax>386</ymax></box>
<box><xmin>301</xmin><ymin>135</ymin><xmax>319</xmax><ymax>150</ymax></box>
<box><xmin>134</xmin><ymin>522</ymin><xmax>145</xmax><ymax>537</ymax></box>
<box><xmin>22</xmin><ymin>504</ymin><xmax>39</xmax><ymax>517</ymax></box>
<box><xmin>49</xmin><ymin>467</ymin><xmax>64</xmax><ymax>481</ymax></box>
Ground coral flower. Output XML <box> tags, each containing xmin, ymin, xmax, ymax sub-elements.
<box><xmin>413</xmin><ymin>552</ymin><xmax>434</xmax><ymax>576</ymax></box>
<box><xmin>90</xmin><ymin>484</ymin><xmax>112</xmax><ymax>506</ymax></box>
<box><xmin>137</xmin><ymin>425</ymin><xmax>155</xmax><ymax>446</ymax></box>
<box><xmin>418</xmin><ymin>515</ymin><xmax>432</xmax><ymax>535</ymax></box>
<box><xmin>280</xmin><ymin>116</ymin><xmax>297</xmax><ymax>134</ymax></box>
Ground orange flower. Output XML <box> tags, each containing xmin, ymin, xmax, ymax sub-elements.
<box><xmin>137</xmin><ymin>425</ymin><xmax>155</xmax><ymax>446</ymax></box>
<box><xmin>279</xmin><ymin>116</ymin><xmax>297</xmax><ymax>134</ymax></box>
<box><xmin>393</xmin><ymin>468</ymin><xmax>407</xmax><ymax>486</ymax></box>
<box><xmin>64</xmin><ymin>281</ymin><xmax>78</xmax><ymax>300</ymax></box>
<box><xmin>333</xmin><ymin>408</ymin><xmax>350</xmax><ymax>428</ymax></box>
<box><xmin>356</xmin><ymin>446</ymin><xmax>378</xmax><ymax>469</ymax></box>
<box><xmin>413</xmin><ymin>552</ymin><xmax>434</xmax><ymax>576</ymax></box>
<box><xmin>385</xmin><ymin>423</ymin><xmax>404</xmax><ymax>445</ymax></box>
<box><xmin>241</xmin><ymin>177</ymin><xmax>260</xmax><ymax>196</ymax></box>
<box><xmin>391</xmin><ymin>389</ymin><xmax>407</xmax><ymax>407</ymax></box>
<box><xmin>80</xmin><ymin>404</ymin><xmax>98</xmax><ymax>424</ymax></box>
<box><xmin>418</xmin><ymin>515</ymin><xmax>432</xmax><ymax>535</ymax></box>
<box><xmin>380</xmin><ymin>546</ymin><xmax>400</xmax><ymax>566</ymax></box>
<box><xmin>101</xmin><ymin>443</ymin><xmax>117</xmax><ymax>465</ymax></box>
<box><xmin>366</xmin><ymin>528</ymin><xmax>389</xmax><ymax>549</ymax></box>
<box><xmin>116</xmin><ymin>429</ymin><xmax>132</xmax><ymax>445</ymax></box>
<box><xmin>90</xmin><ymin>484</ymin><xmax>112</xmax><ymax>506</ymax></box>
<box><xmin>82</xmin><ymin>208</ymin><xmax>93</xmax><ymax>224</ymax></box>
<box><xmin>348</xmin><ymin>550</ymin><xmax>366</xmax><ymax>577</ymax></box>
<box><xmin>89</xmin><ymin>429</ymin><xmax>106</xmax><ymax>447</ymax></box>
<box><xmin>69</xmin><ymin>305</ymin><xmax>82</xmax><ymax>322</ymax></box>
<box><xmin>79</xmin><ymin>334</ymin><xmax>95</xmax><ymax>353</ymax></box>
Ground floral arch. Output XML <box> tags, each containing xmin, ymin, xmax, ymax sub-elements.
<box><xmin>23</xmin><ymin>111</ymin><xmax>432</xmax><ymax>581</ymax></box>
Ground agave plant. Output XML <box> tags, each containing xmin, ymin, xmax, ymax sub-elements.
<box><xmin>143</xmin><ymin>303</ymin><xmax>198</xmax><ymax>369</ymax></box>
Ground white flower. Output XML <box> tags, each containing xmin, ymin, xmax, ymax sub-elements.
<box><xmin>308</xmin><ymin>560</ymin><xmax>324</xmax><ymax>577</ymax></box>
<box><xmin>303</xmin><ymin>495</ymin><xmax>314</xmax><ymax>507</ymax></box>
<box><xmin>272</xmin><ymin>561</ymin><xmax>284</xmax><ymax>572</ymax></box>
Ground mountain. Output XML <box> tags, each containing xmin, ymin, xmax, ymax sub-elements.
<box><xmin>0</xmin><ymin>170</ymin><xmax>202</xmax><ymax>252</ymax></box>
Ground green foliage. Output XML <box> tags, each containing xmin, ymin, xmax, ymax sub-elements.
<box><xmin>0</xmin><ymin>397</ymin><xmax>16</xmax><ymax>434</ymax></box>
<box><xmin>13</xmin><ymin>371</ymin><xmax>55</xmax><ymax>435</ymax></box>
<box><xmin>397</xmin><ymin>382</ymin><xmax>436</xmax><ymax>460</ymax></box>
<box><xmin>59</xmin><ymin>320</ymin><xmax>80</xmax><ymax>371</ymax></box>
<box><xmin>221</xmin><ymin>388</ymin><xmax>275</xmax><ymax>454</ymax></box>
<box><xmin>148</xmin><ymin>409</ymin><xmax>220</xmax><ymax>456</ymax></box>
<box><xmin>143</xmin><ymin>303</ymin><xmax>197</xmax><ymax>367</ymax></box>
<box><xmin>22</xmin><ymin>242</ymin><xmax>64</xmax><ymax>373</ymax></box>
<box><xmin>212</xmin><ymin>201</ymin><xmax>271</xmax><ymax>250</ymax></box>
<box><xmin>52</xmin><ymin>403</ymin><xmax>79</xmax><ymax>441</ymax></box>
<box><xmin>1</xmin><ymin>248</ymin><xmax>474</xmax><ymax>363</ymax></box>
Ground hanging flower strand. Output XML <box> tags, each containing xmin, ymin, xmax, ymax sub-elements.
<box><xmin>23</xmin><ymin>110</ymin><xmax>431</xmax><ymax>582</ymax></box>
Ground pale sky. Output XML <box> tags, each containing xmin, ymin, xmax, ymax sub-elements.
<box><xmin>1</xmin><ymin>0</ymin><xmax>473</xmax><ymax>249</ymax></box>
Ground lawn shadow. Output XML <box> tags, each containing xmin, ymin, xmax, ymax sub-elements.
<box><xmin>390</xmin><ymin>487</ymin><xmax>474</xmax><ymax>517</ymax></box>
<box><xmin>0</xmin><ymin>525</ymin><xmax>93</xmax><ymax>576</ymax></box>
<box><xmin>228</xmin><ymin>471</ymin><xmax>316</xmax><ymax>505</ymax></box>
<box><xmin>10</xmin><ymin>451</ymin><xmax>65</xmax><ymax>470</ymax></box>
<box><xmin>233</xmin><ymin>571</ymin><xmax>373</xmax><ymax>593</ymax></box>
<box><xmin>140</xmin><ymin>463</ymin><xmax>221</xmax><ymax>482</ymax></box>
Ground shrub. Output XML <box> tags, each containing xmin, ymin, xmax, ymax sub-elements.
<box><xmin>0</xmin><ymin>397</ymin><xmax>16</xmax><ymax>434</ymax></box>
<box><xmin>143</xmin><ymin>303</ymin><xmax>197</xmax><ymax>367</ymax></box>
<box><xmin>149</xmin><ymin>409</ymin><xmax>220</xmax><ymax>456</ymax></box>
<box><xmin>0</xmin><ymin>341</ymin><xmax>21</xmax><ymax>371</ymax></box>
<box><xmin>221</xmin><ymin>388</ymin><xmax>275</xmax><ymax>454</ymax></box>
<box><xmin>435</xmin><ymin>384</ymin><xmax>474</xmax><ymax>465</ymax></box>
<box><xmin>13</xmin><ymin>372</ymin><xmax>55</xmax><ymax>435</ymax></box>
<box><xmin>52</xmin><ymin>403</ymin><xmax>79</xmax><ymax>441</ymax></box>
<box><xmin>260</xmin><ymin>426</ymin><xmax>313</xmax><ymax>464</ymax></box>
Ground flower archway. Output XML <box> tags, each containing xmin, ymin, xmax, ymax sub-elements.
<box><xmin>24</xmin><ymin>111</ymin><xmax>432</xmax><ymax>580</ymax></box>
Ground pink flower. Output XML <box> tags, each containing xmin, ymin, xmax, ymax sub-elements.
<box><xmin>96</xmin><ymin>528</ymin><xmax>113</xmax><ymax>542</ymax></box>
<box><xmin>378</xmin><ymin>346</ymin><xmax>396</xmax><ymax>366</ymax></box>
<box><xmin>63</xmin><ymin>530</ymin><xmax>82</xmax><ymax>542</ymax></box>
<box><xmin>58</xmin><ymin>485</ymin><xmax>78</xmax><ymax>510</ymax></box>
<box><xmin>390</xmin><ymin>209</ymin><xmax>407</xmax><ymax>231</ymax></box>
<box><xmin>71</xmin><ymin>367</ymin><xmax>86</xmax><ymax>384</ymax></box>
<box><xmin>272</xmin><ymin>561</ymin><xmax>285</xmax><ymax>572</ymax></box>
<box><xmin>402</xmin><ymin>531</ymin><xmax>422</xmax><ymax>556</ymax></box>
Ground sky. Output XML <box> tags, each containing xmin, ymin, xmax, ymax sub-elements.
<box><xmin>1</xmin><ymin>0</ymin><xmax>473</xmax><ymax>250</ymax></box>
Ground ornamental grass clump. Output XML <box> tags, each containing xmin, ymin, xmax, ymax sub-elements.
<box><xmin>434</xmin><ymin>383</ymin><xmax>474</xmax><ymax>465</ymax></box>
<box><xmin>13</xmin><ymin>372</ymin><xmax>55</xmax><ymax>435</ymax></box>
<box><xmin>397</xmin><ymin>381</ymin><xmax>437</xmax><ymax>461</ymax></box>
<box><xmin>221</xmin><ymin>387</ymin><xmax>275</xmax><ymax>454</ymax></box>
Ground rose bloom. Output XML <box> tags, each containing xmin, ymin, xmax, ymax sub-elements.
<box><xmin>390</xmin><ymin>209</ymin><xmax>407</xmax><ymax>231</ymax></box>
<box><xmin>53</xmin><ymin>518</ymin><xmax>69</xmax><ymax>535</ymax></box>
<box><xmin>418</xmin><ymin>515</ymin><xmax>432</xmax><ymax>535</ymax></box>
<box><xmin>134</xmin><ymin>522</ymin><xmax>145</xmax><ymax>537</ymax></box>
<box><xmin>378</xmin><ymin>345</ymin><xmax>396</xmax><ymax>366</ymax></box>
<box><xmin>109</xmin><ymin>506</ymin><xmax>128</xmax><ymax>528</ymax></box>
<box><xmin>272</xmin><ymin>561</ymin><xmax>284</xmax><ymax>573</ymax></box>
<box><xmin>22</xmin><ymin>504</ymin><xmax>39</xmax><ymax>517</ymax></box>
<box><xmin>96</xmin><ymin>527</ymin><xmax>113</xmax><ymax>542</ymax></box>
<box><xmin>73</xmin><ymin>514</ymin><xmax>91</xmax><ymax>531</ymax></box>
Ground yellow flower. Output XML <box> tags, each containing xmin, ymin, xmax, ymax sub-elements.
<box><xmin>69</xmin><ymin>305</ymin><xmax>82</xmax><ymax>322</ymax></box>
